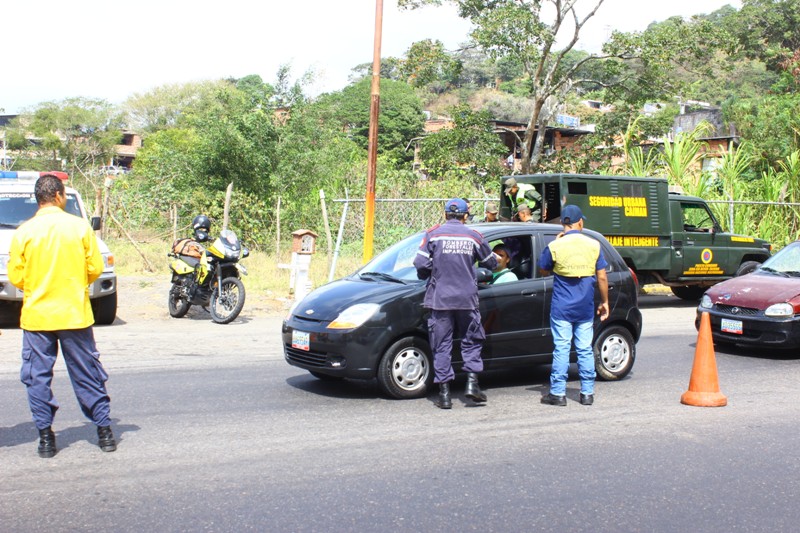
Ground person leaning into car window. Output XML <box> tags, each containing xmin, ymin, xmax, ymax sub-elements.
<box><xmin>491</xmin><ymin>245</ymin><xmax>518</xmax><ymax>284</ymax></box>
<box><xmin>413</xmin><ymin>198</ymin><xmax>498</xmax><ymax>409</ymax></box>
<box><xmin>538</xmin><ymin>205</ymin><xmax>609</xmax><ymax>407</ymax></box>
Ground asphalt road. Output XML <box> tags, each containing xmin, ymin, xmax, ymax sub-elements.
<box><xmin>1</xmin><ymin>294</ymin><xmax>799</xmax><ymax>532</ymax></box>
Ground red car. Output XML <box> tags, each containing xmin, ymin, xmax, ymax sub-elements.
<box><xmin>697</xmin><ymin>240</ymin><xmax>800</xmax><ymax>348</ymax></box>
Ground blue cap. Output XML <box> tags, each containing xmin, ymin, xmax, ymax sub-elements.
<box><xmin>561</xmin><ymin>205</ymin><xmax>585</xmax><ymax>225</ymax></box>
<box><xmin>445</xmin><ymin>198</ymin><xmax>469</xmax><ymax>214</ymax></box>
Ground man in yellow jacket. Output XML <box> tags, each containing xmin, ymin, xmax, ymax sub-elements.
<box><xmin>9</xmin><ymin>174</ymin><xmax>116</xmax><ymax>458</ymax></box>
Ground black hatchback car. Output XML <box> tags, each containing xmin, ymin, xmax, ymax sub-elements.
<box><xmin>282</xmin><ymin>223</ymin><xmax>642</xmax><ymax>399</ymax></box>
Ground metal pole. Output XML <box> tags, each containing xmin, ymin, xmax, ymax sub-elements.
<box><xmin>362</xmin><ymin>0</ymin><xmax>383</xmax><ymax>264</ymax></box>
<box><xmin>330</xmin><ymin>189</ymin><xmax>350</xmax><ymax>282</ymax></box>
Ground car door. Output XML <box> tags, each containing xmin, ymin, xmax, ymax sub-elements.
<box><xmin>478</xmin><ymin>230</ymin><xmax>553</xmax><ymax>363</ymax></box>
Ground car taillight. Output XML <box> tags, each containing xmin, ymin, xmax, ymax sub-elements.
<box><xmin>628</xmin><ymin>267</ymin><xmax>639</xmax><ymax>290</ymax></box>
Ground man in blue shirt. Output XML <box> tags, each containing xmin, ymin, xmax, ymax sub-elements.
<box><xmin>414</xmin><ymin>198</ymin><xmax>498</xmax><ymax>409</ymax></box>
<box><xmin>538</xmin><ymin>205</ymin><xmax>609</xmax><ymax>406</ymax></box>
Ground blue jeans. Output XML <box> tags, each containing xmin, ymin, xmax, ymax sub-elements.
<box><xmin>549</xmin><ymin>318</ymin><xmax>595</xmax><ymax>396</ymax></box>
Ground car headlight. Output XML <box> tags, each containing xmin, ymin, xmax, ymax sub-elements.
<box><xmin>328</xmin><ymin>303</ymin><xmax>380</xmax><ymax>330</ymax></box>
<box><xmin>285</xmin><ymin>300</ymin><xmax>301</xmax><ymax>322</ymax></box>
<box><xmin>103</xmin><ymin>253</ymin><xmax>115</xmax><ymax>272</ymax></box>
<box><xmin>765</xmin><ymin>303</ymin><xmax>794</xmax><ymax>317</ymax></box>
<box><xmin>0</xmin><ymin>254</ymin><xmax>8</xmax><ymax>275</ymax></box>
<box><xmin>699</xmin><ymin>294</ymin><xmax>713</xmax><ymax>309</ymax></box>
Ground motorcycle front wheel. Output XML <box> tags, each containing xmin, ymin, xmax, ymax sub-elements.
<box><xmin>210</xmin><ymin>276</ymin><xmax>246</xmax><ymax>324</ymax></box>
<box><xmin>168</xmin><ymin>282</ymin><xmax>191</xmax><ymax>318</ymax></box>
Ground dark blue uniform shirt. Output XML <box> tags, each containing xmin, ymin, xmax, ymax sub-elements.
<box><xmin>413</xmin><ymin>219</ymin><xmax>498</xmax><ymax>310</ymax></box>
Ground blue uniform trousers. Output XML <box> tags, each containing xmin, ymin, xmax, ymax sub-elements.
<box><xmin>429</xmin><ymin>308</ymin><xmax>485</xmax><ymax>383</ymax></box>
<box><xmin>20</xmin><ymin>328</ymin><xmax>111</xmax><ymax>430</ymax></box>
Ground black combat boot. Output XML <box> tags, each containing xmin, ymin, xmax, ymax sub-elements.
<box><xmin>465</xmin><ymin>372</ymin><xmax>487</xmax><ymax>403</ymax></box>
<box><xmin>38</xmin><ymin>427</ymin><xmax>57</xmax><ymax>458</ymax></box>
<box><xmin>434</xmin><ymin>382</ymin><xmax>452</xmax><ymax>409</ymax></box>
<box><xmin>97</xmin><ymin>425</ymin><xmax>117</xmax><ymax>452</ymax></box>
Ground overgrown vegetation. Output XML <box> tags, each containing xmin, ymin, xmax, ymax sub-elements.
<box><xmin>5</xmin><ymin>0</ymin><xmax>800</xmax><ymax>266</ymax></box>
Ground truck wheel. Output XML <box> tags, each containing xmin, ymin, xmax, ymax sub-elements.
<box><xmin>736</xmin><ymin>261</ymin><xmax>761</xmax><ymax>276</ymax></box>
<box><xmin>91</xmin><ymin>292</ymin><xmax>118</xmax><ymax>325</ymax></box>
<box><xmin>594</xmin><ymin>325</ymin><xmax>635</xmax><ymax>381</ymax></box>
<box><xmin>376</xmin><ymin>337</ymin><xmax>433</xmax><ymax>399</ymax></box>
<box><xmin>670</xmin><ymin>286</ymin><xmax>706</xmax><ymax>301</ymax></box>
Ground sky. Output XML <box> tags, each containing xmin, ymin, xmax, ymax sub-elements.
<box><xmin>1</xmin><ymin>0</ymin><xmax>742</xmax><ymax>115</ymax></box>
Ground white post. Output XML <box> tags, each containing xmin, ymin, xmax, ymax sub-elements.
<box><xmin>293</xmin><ymin>254</ymin><xmax>312</xmax><ymax>301</ymax></box>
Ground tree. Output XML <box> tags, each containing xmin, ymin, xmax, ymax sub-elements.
<box><xmin>402</xmin><ymin>39</ymin><xmax>462</xmax><ymax>90</ymax></box>
<box><xmin>317</xmin><ymin>78</ymin><xmax>425</xmax><ymax>163</ymax></box>
<box><xmin>728</xmin><ymin>0</ymin><xmax>800</xmax><ymax>74</ymax></box>
<box><xmin>123</xmin><ymin>80</ymin><xmax>227</xmax><ymax>133</ymax></box>
<box><xmin>418</xmin><ymin>104</ymin><xmax>508</xmax><ymax>180</ymax></box>
<box><xmin>401</xmin><ymin>0</ymin><xmax>611</xmax><ymax>172</ymax></box>
<box><xmin>9</xmin><ymin>98</ymin><xmax>122</xmax><ymax>190</ymax></box>
<box><xmin>402</xmin><ymin>0</ymin><xmax>730</xmax><ymax>173</ymax></box>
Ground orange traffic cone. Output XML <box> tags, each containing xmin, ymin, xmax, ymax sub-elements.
<box><xmin>681</xmin><ymin>311</ymin><xmax>727</xmax><ymax>407</ymax></box>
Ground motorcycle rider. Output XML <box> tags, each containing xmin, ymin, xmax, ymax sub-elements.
<box><xmin>192</xmin><ymin>214</ymin><xmax>211</xmax><ymax>243</ymax></box>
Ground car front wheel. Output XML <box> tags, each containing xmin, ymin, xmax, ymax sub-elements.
<box><xmin>376</xmin><ymin>337</ymin><xmax>433</xmax><ymax>399</ymax></box>
<box><xmin>594</xmin><ymin>325</ymin><xmax>635</xmax><ymax>380</ymax></box>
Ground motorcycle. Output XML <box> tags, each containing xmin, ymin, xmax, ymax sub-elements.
<box><xmin>167</xmin><ymin>229</ymin><xmax>249</xmax><ymax>324</ymax></box>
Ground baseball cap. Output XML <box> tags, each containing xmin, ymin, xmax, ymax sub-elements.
<box><xmin>445</xmin><ymin>198</ymin><xmax>469</xmax><ymax>214</ymax></box>
<box><xmin>517</xmin><ymin>203</ymin><xmax>532</xmax><ymax>213</ymax></box>
<box><xmin>503</xmin><ymin>177</ymin><xmax>517</xmax><ymax>194</ymax></box>
<box><xmin>485</xmin><ymin>202</ymin><xmax>498</xmax><ymax>214</ymax></box>
<box><xmin>561</xmin><ymin>205</ymin><xmax>586</xmax><ymax>224</ymax></box>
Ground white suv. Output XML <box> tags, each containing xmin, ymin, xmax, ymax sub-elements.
<box><xmin>0</xmin><ymin>171</ymin><xmax>118</xmax><ymax>324</ymax></box>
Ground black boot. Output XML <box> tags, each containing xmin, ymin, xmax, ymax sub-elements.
<box><xmin>434</xmin><ymin>382</ymin><xmax>452</xmax><ymax>409</ymax></box>
<box><xmin>97</xmin><ymin>425</ymin><xmax>117</xmax><ymax>452</ymax></box>
<box><xmin>465</xmin><ymin>372</ymin><xmax>487</xmax><ymax>403</ymax></box>
<box><xmin>37</xmin><ymin>427</ymin><xmax>57</xmax><ymax>458</ymax></box>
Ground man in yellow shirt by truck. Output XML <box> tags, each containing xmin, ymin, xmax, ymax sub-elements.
<box><xmin>8</xmin><ymin>174</ymin><xmax>116</xmax><ymax>458</ymax></box>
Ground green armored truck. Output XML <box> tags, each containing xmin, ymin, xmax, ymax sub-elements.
<box><xmin>498</xmin><ymin>173</ymin><xmax>772</xmax><ymax>300</ymax></box>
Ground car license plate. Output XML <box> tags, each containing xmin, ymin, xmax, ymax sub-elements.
<box><xmin>292</xmin><ymin>330</ymin><xmax>310</xmax><ymax>351</ymax></box>
<box><xmin>721</xmin><ymin>318</ymin><xmax>743</xmax><ymax>334</ymax></box>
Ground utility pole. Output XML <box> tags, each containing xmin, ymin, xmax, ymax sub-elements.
<box><xmin>362</xmin><ymin>0</ymin><xmax>383</xmax><ymax>263</ymax></box>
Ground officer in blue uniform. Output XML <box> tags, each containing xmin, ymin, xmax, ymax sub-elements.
<box><xmin>413</xmin><ymin>198</ymin><xmax>498</xmax><ymax>409</ymax></box>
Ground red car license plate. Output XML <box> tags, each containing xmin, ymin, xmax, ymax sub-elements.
<box><xmin>721</xmin><ymin>318</ymin><xmax>743</xmax><ymax>334</ymax></box>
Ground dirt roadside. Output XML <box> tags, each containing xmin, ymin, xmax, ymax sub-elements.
<box><xmin>117</xmin><ymin>274</ymin><xmax>289</xmax><ymax>321</ymax></box>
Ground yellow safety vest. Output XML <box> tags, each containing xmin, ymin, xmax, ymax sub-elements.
<box><xmin>548</xmin><ymin>232</ymin><xmax>600</xmax><ymax>277</ymax></box>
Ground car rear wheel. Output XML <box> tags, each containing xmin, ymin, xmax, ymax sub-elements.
<box><xmin>377</xmin><ymin>337</ymin><xmax>433</xmax><ymax>399</ymax></box>
<box><xmin>594</xmin><ymin>325</ymin><xmax>635</xmax><ymax>380</ymax></box>
<box><xmin>670</xmin><ymin>285</ymin><xmax>706</xmax><ymax>301</ymax></box>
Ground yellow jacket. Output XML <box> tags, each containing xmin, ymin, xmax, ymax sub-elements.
<box><xmin>8</xmin><ymin>206</ymin><xmax>103</xmax><ymax>331</ymax></box>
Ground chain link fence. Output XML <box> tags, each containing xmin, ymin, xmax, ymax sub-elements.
<box><xmin>323</xmin><ymin>196</ymin><xmax>800</xmax><ymax>259</ymax></box>
<box><xmin>326</xmin><ymin>196</ymin><xmax>496</xmax><ymax>254</ymax></box>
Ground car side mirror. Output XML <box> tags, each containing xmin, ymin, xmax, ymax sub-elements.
<box><xmin>90</xmin><ymin>216</ymin><xmax>102</xmax><ymax>231</ymax></box>
<box><xmin>476</xmin><ymin>267</ymin><xmax>494</xmax><ymax>284</ymax></box>
<box><xmin>242</xmin><ymin>247</ymin><xmax>250</xmax><ymax>258</ymax></box>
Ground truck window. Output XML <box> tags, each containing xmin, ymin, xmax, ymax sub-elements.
<box><xmin>622</xmin><ymin>183</ymin><xmax>645</xmax><ymax>197</ymax></box>
<box><xmin>681</xmin><ymin>202</ymin><xmax>715</xmax><ymax>232</ymax></box>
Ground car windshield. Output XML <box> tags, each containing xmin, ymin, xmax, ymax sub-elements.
<box><xmin>0</xmin><ymin>193</ymin><xmax>83</xmax><ymax>228</ymax></box>
<box><xmin>761</xmin><ymin>242</ymin><xmax>800</xmax><ymax>276</ymax></box>
<box><xmin>357</xmin><ymin>231</ymin><xmax>425</xmax><ymax>282</ymax></box>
